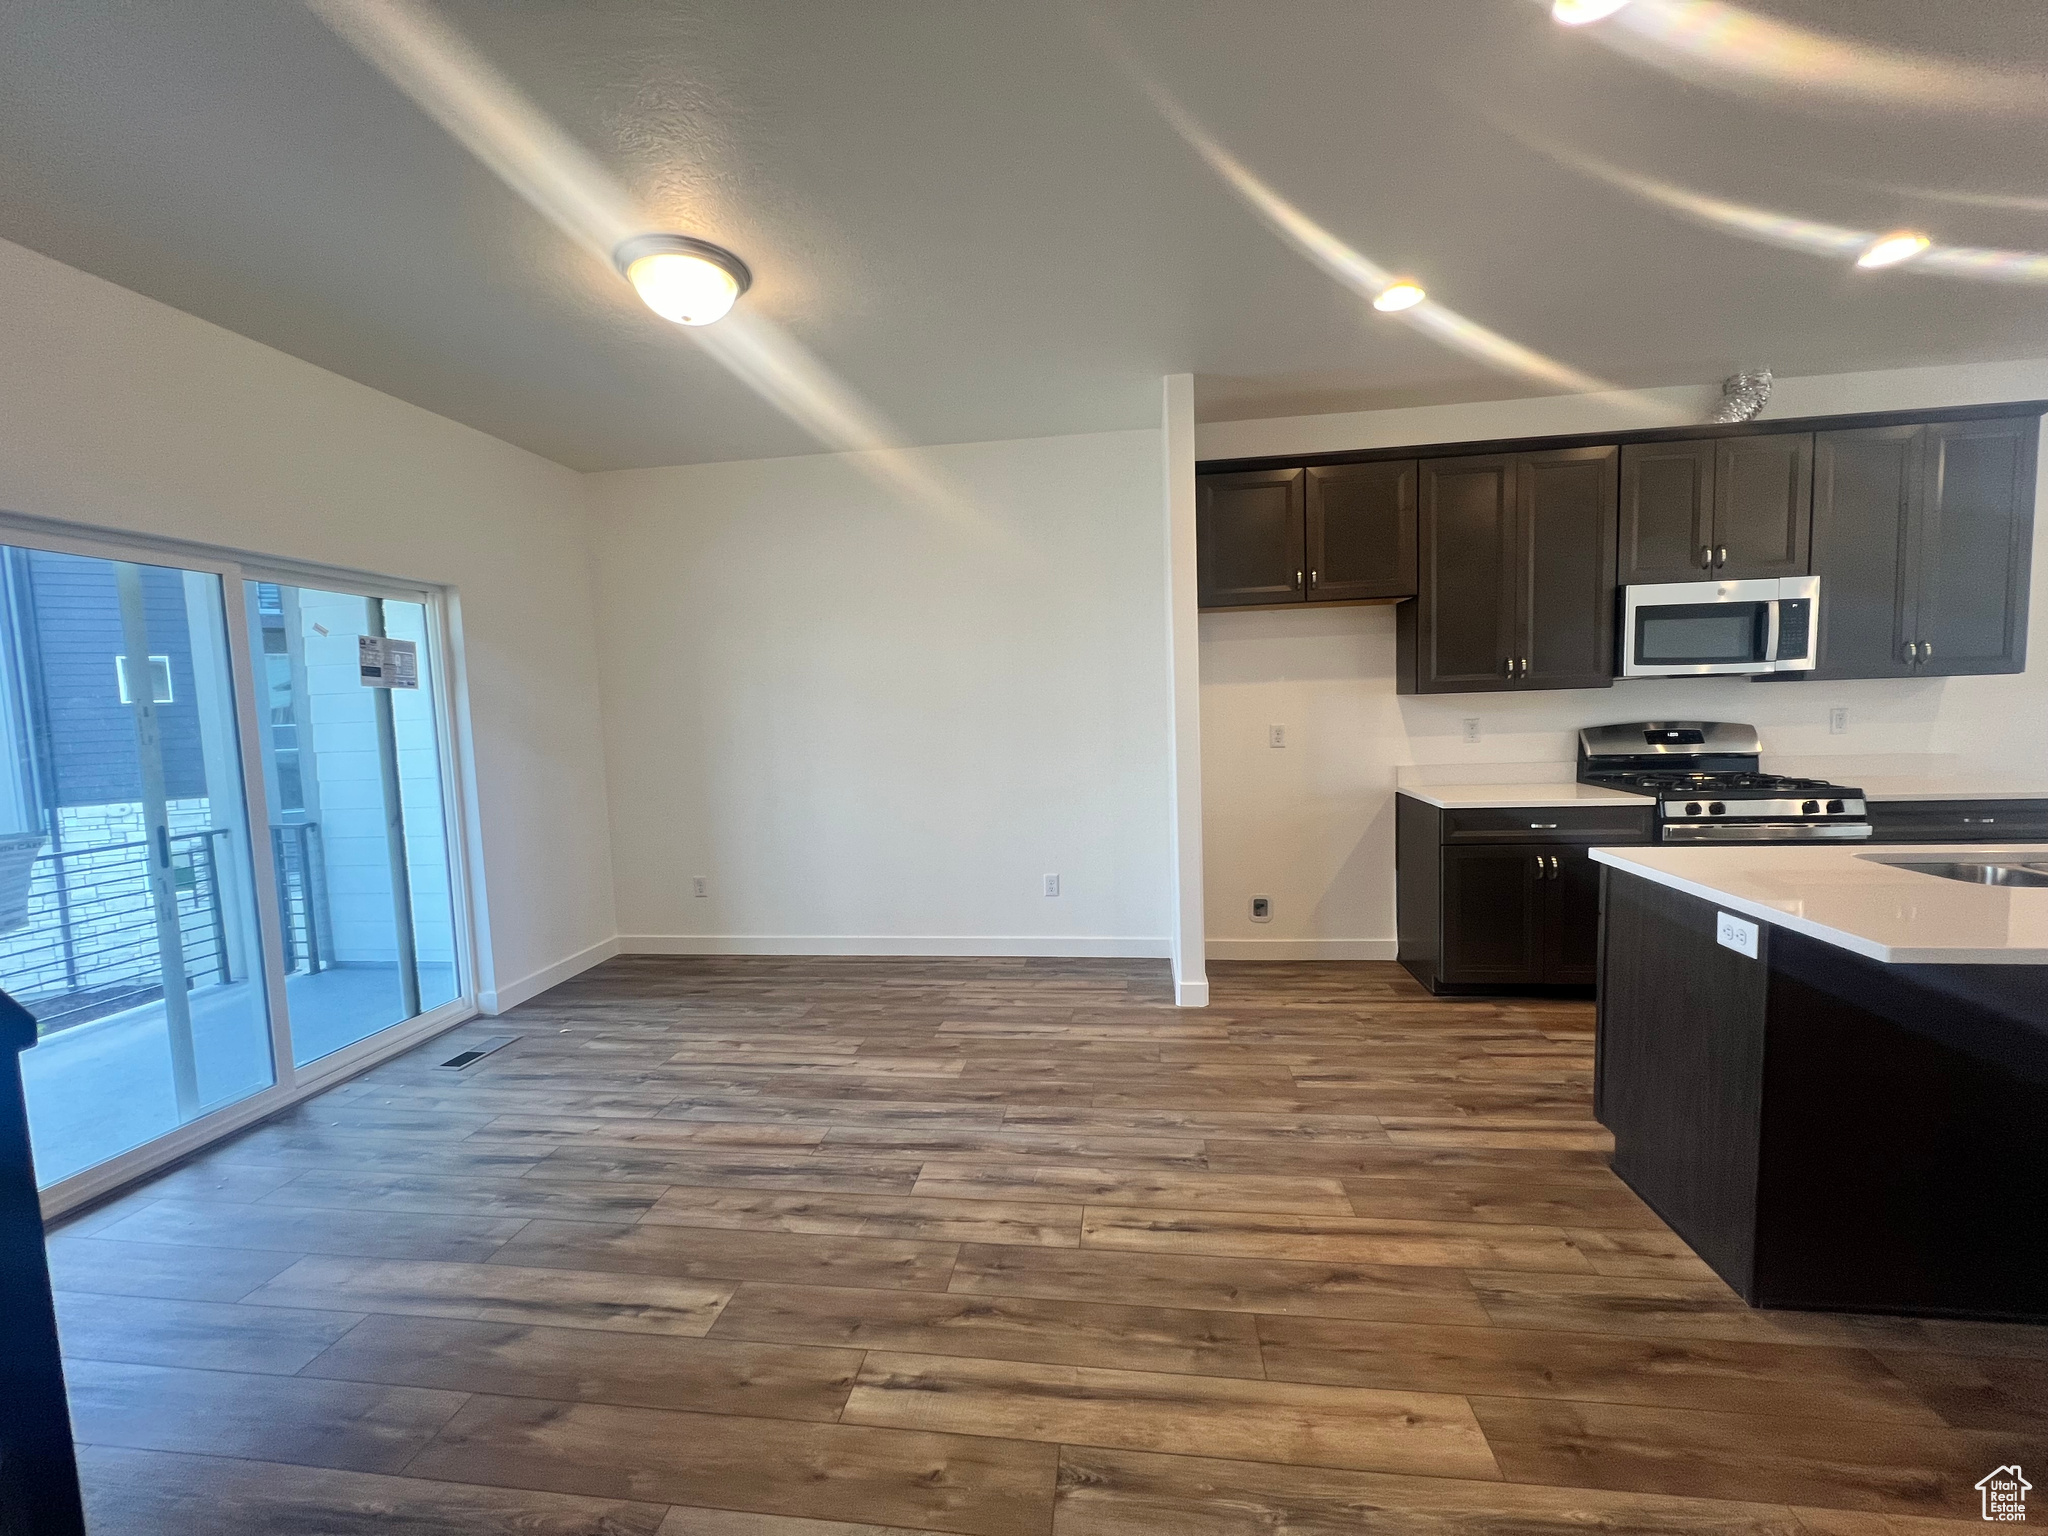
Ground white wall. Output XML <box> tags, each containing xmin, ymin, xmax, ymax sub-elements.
<box><xmin>585</xmin><ymin>431</ymin><xmax>1175</xmax><ymax>956</ymax></box>
<box><xmin>1197</xmin><ymin>361</ymin><xmax>2048</xmax><ymax>958</ymax></box>
<box><xmin>0</xmin><ymin>236</ymin><xmax>615</xmax><ymax>1010</ymax></box>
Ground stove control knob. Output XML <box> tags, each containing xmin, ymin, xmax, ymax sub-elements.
<box><xmin>1709</xmin><ymin>801</ymin><xmax>1727</xmax><ymax>816</ymax></box>
<box><xmin>1685</xmin><ymin>802</ymin><xmax>1703</xmax><ymax>816</ymax></box>
<box><xmin>1802</xmin><ymin>800</ymin><xmax>1819</xmax><ymax>815</ymax></box>
<box><xmin>1826</xmin><ymin>799</ymin><xmax>1844</xmax><ymax>815</ymax></box>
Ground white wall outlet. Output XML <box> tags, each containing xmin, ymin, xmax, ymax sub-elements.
<box><xmin>1044</xmin><ymin>873</ymin><xmax>1060</xmax><ymax>897</ymax></box>
<box><xmin>1463</xmin><ymin>717</ymin><xmax>1481</xmax><ymax>744</ymax></box>
<box><xmin>691</xmin><ymin>876</ymin><xmax>708</xmax><ymax>898</ymax></box>
<box><xmin>1268</xmin><ymin>724</ymin><xmax>1286</xmax><ymax>748</ymax></box>
<box><xmin>1715</xmin><ymin>910</ymin><xmax>1760</xmax><ymax>959</ymax></box>
<box><xmin>1249</xmin><ymin>895</ymin><xmax>1272</xmax><ymax>922</ymax></box>
<box><xmin>1828</xmin><ymin>706</ymin><xmax>1848</xmax><ymax>735</ymax></box>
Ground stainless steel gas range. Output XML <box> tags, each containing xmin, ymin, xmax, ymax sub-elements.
<box><xmin>1577</xmin><ymin>721</ymin><xmax>1872</xmax><ymax>844</ymax></box>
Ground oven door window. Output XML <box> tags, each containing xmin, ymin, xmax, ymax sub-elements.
<box><xmin>1634</xmin><ymin>602</ymin><xmax>1770</xmax><ymax>667</ymax></box>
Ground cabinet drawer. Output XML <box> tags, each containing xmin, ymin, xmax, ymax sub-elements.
<box><xmin>1867</xmin><ymin>799</ymin><xmax>2048</xmax><ymax>842</ymax></box>
<box><xmin>1440</xmin><ymin>805</ymin><xmax>1654</xmax><ymax>843</ymax></box>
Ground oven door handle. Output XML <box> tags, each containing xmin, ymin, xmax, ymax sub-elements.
<box><xmin>1762</xmin><ymin>598</ymin><xmax>1782</xmax><ymax>664</ymax></box>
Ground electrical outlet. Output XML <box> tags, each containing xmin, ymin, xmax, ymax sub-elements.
<box><xmin>691</xmin><ymin>876</ymin><xmax>709</xmax><ymax>898</ymax></box>
<box><xmin>1249</xmin><ymin>896</ymin><xmax>1272</xmax><ymax>922</ymax></box>
<box><xmin>1463</xmin><ymin>717</ymin><xmax>1481</xmax><ymax>744</ymax></box>
<box><xmin>1044</xmin><ymin>873</ymin><xmax>1060</xmax><ymax>897</ymax></box>
<box><xmin>1268</xmin><ymin>724</ymin><xmax>1286</xmax><ymax>749</ymax></box>
<box><xmin>1828</xmin><ymin>706</ymin><xmax>1848</xmax><ymax>736</ymax></box>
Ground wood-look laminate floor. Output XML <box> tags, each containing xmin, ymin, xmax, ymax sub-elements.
<box><xmin>51</xmin><ymin>958</ymin><xmax>2046</xmax><ymax>1535</ymax></box>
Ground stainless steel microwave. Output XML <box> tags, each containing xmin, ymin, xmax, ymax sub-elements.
<box><xmin>1620</xmin><ymin>576</ymin><xmax>1819</xmax><ymax>677</ymax></box>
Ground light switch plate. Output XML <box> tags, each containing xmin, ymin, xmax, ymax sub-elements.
<box><xmin>1716</xmin><ymin>910</ymin><xmax>1760</xmax><ymax>959</ymax></box>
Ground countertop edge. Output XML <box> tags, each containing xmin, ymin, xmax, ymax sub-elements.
<box><xmin>1587</xmin><ymin>848</ymin><xmax>2048</xmax><ymax>966</ymax></box>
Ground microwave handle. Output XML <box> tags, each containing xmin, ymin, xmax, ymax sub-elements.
<box><xmin>1763</xmin><ymin>599</ymin><xmax>1782</xmax><ymax>663</ymax></box>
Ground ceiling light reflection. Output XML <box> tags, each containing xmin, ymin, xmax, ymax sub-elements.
<box><xmin>1540</xmin><ymin>0</ymin><xmax>2048</xmax><ymax>114</ymax></box>
<box><xmin>1856</xmin><ymin>231</ymin><xmax>1931</xmax><ymax>270</ymax></box>
<box><xmin>1373</xmin><ymin>282</ymin><xmax>1427</xmax><ymax>312</ymax></box>
<box><xmin>1523</xmin><ymin>135</ymin><xmax>2048</xmax><ymax>285</ymax></box>
<box><xmin>1084</xmin><ymin>20</ymin><xmax>1647</xmax><ymax>404</ymax></box>
<box><xmin>1552</xmin><ymin>0</ymin><xmax>1634</xmax><ymax>26</ymax></box>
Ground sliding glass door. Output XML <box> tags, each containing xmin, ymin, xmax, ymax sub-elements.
<box><xmin>0</xmin><ymin>526</ymin><xmax>471</xmax><ymax>1204</ymax></box>
<box><xmin>245</xmin><ymin>581</ymin><xmax>459</xmax><ymax>1064</ymax></box>
<box><xmin>0</xmin><ymin>547</ymin><xmax>276</xmax><ymax>1186</ymax></box>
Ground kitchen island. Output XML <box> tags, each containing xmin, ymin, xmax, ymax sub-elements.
<box><xmin>1591</xmin><ymin>844</ymin><xmax>2048</xmax><ymax>1322</ymax></box>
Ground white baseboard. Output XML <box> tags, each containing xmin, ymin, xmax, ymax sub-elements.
<box><xmin>480</xmin><ymin>935</ymin><xmax>622</xmax><ymax>1013</ymax></box>
<box><xmin>1206</xmin><ymin>938</ymin><xmax>1400</xmax><ymax>961</ymax></box>
<box><xmin>617</xmin><ymin>934</ymin><xmax>1173</xmax><ymax>960</ymax></box>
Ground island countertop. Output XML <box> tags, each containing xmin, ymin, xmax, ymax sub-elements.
<box><xmin>1396</xmin><ymin>783</ymin><xmax>1651</xmax><ymax>810</ymax></box>
<box><xmin>1590</xmin><ymin>843</ymin><xmax>2048</xmax><ymax>965</ymax></box>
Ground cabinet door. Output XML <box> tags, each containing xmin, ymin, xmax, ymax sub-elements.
<box><xmin>1197</xmin><ymin>469</ymin><xmax>1305</xmax><ymax>608</ymax></box>
<box><xmin>1517</xmin><ymin>445</ymin><xmax>1618</xmax><ymax>691</ymax></box>
<box><xmin>1619</xmin><ymin>441</ymin><xmax>1714</xmax><ymax>584</ymax></box>
<box><xmin>1439</xmin><ymin>845</ymin><xmax>1545</xmax><ymax>985</ymax></box>
<box><xmin>1712</xmin><ymin>433</ymin><xmax>1813</xmax><ymax>579</ymax></box>
<box><xmin>1415</xmin><ymin>456</ymin><xmax>1518</xmax><ymax>691</ymax></box>
<box><xmin>1910</xmin><ymin>417</ymin><xmax>2036</xmax><ymax>676</ymax></box>
<box><xmin>1306</xmin><ymin>462</ymin><xmax>1416</xmax><ymax>602</ymax></box>
<box><xmin>1811</xmin><ymin>425</ymin><xmax>1917</xmax><ymax>679</ymax></box>
<box><xmin>1543</xmin><ymin>845</ymin><xmax>1604</xmax><ymax>986</ymax></box>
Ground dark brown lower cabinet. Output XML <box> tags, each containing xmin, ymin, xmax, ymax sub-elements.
<box><xmin>1397</xmin><ymin>795</ymin><xmax>1652</xmax><ymax>995</ymax></box>
<box><xmin>1866</xmin><ymin>798</ymin><xmax>2048</xmax><ymax>842</ymax></box>
<box><xmin>1598</xmin><ymin>869</ymin><xmax>2048</xmax><ymax>1319</ymax></box>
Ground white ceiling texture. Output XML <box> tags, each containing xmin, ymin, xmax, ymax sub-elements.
<box><xmin>3</xmin><ymin>1</ymin><xmax>2047</xmax><ymax>470</ymax></box>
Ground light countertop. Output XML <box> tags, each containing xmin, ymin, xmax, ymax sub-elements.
<box><xmin>1398</xmin><ymin>784</ymin><xmax>1651</xmax><ymax>810</ymax></box>
<box><xmin>1591</xmin><ymin>843</ymin><xmax>2048</xmax><ymax>965</ymax></box>
<box><xmin>1849</xmin><ymin>775</ymin><xmax>2048</xmax><ymax>803</ymax></box>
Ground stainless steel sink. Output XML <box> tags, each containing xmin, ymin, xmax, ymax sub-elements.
<box><xmin>1876</xmin><ymin>860</ymin><xmax>2048</xmax><ymax>888</ymax></box>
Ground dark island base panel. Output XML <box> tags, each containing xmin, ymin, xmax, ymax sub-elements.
<box><xmin>1595</xmin><ymin>869</ymin><xmax>2048</xmax><ymax>1323</ymax></box>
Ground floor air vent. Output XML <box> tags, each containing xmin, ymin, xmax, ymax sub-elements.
<box><xmin>439</xmin><ymin>1035</ymin><xmax>518</xmax><ymax>1069</ymax></box>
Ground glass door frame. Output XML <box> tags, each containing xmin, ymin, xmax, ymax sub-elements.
<box><xmin>0</xmin><ymin>512</ymin><xmax>481</xmax><ymax>1220</ymax></box>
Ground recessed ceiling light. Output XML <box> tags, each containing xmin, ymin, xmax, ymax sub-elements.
<box><xmin>1552</xmin><ymin>0</ymin><xmax>1635</xmax><ymax>24</ymax></box>
<box><xmin>1855</xmin><ymin>230</ymin><xmax>1933</xmax><ymax>269</ymax></box>
<box><xmin>614</xmin><ymin>234</ymin><xmax>752</xmax><ymax>325</ymax></box>
<box><xmin>1373</xmin><ymin>281</ymin><xmax>1427</xmax><ymax>313</ymax></box>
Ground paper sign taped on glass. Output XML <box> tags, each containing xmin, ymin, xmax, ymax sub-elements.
<box><xmin>358</xmin><ymin>634</ymin><xmax>419</xmax><ymax>689</ymax></box>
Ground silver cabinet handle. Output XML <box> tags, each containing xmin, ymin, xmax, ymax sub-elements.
<box><xmin>1964</xmin><ymin>816</ymin><xmax>1995</xmax><ymax>825</ymax></box>
<box><xmin>1715</xmin><ymin>545</ymin><xmax>1729</xmax><ymax>568</ymax></box>
<box><xmin>1294</xmin><ymin>570</ymin><xmax>1302</xmax><ymax>588</ymax></box>
<box><xmin>1922</xmin><ymin>639</ymin><xmax>1933</xmax><ymax>660</ymax></box>
<box><xmin>1551</xmin><ymin>855</ymin><xmax>1561</xmax><ymax>877</ymax></box>
<box><xmin>1309</xmin><ymin>569</ymin><xmax>1318</xmax><ymax>587</ymax></box>
<box><xmin>1502</xmin><ymin>657</ymin><xmax>1514</xmax><ymax>677</ymax></box>
<box><xmin>1905</xmin><ymin>641</ymin><xmax>1919</xmax><ymax>661</ymax></box>
<box><xmin>1698</xmin><ymin>545</ymin><xmax>1714</xmax><ymax>569</ymax></box>
<box><xmin>1530</xmin><ymin>823</ymin><xmax>1560</xmax><ymax>829</ymax></box>
<box><xmin>1518</xmin><ymin>657</ymin><xmax>1530</xmax><ymax>679</ymax></box>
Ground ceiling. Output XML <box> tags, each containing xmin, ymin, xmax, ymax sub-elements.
<box><xmin>4</xmin><ymin>1</ymin><xmax>2048</xmax><ymax>471</ymax></box>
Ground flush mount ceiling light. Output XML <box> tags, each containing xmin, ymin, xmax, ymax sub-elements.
<box><xmin>614</xmin><ymin>234</ymin><xmax>752</xmax><ymax>325</ymax></box>
<box><xmin>1373</xmin><ymin>281</ymin><xmax>1427</xmax><ymax>312</ymax></box>
<box><xmin>1856</xmin><ymin>230</ymin><xmax>1933</xmax><ymax>269</ymax></box>
<box><xmin>1552</xmin><ymin>0</ymin><xmax>1634</xmax><ymax>25</ymax></box>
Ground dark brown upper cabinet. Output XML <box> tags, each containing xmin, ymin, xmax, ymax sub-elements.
<box><xmin>1519</xmin><ymin>445</ymin><xmax>1620</xmax><ymax>690</ymax></box>
<box><xmin>1811</xmin><ymin>425</ymin><xmax>1916</xmax><ymax>679</ymax></box>
<box><xmin>1619</xmin><ymin>440</ymin><xmax>1713</xmax><ymax>584</ymax></box>
<box><xmin>1405</xmin><ymin>455</ymin><xmax>1518</xmax><ymax>691</ymax></box>
<box><xmin>1619</xmin><ymin>433</ymin><xmax>1812</xmax><ymax>583</ymax></box>
<box><xmin>1306</xmin><ymin>461</ymin><xmax>1416</xmax><ymax>602</ymax></box>
<box><xmin>1913</xmin><ymin>417</ymin><xmax>2036</xmax><ymax>675</ymax></box>
<box><xmin>1401</xmin><ymin>446</ymin><xmax>1616</xmax><ymax>694</ymax></box>
<box><xmin>1814</xmin><ymin>416</ymin><xmax>2036</xmax><ymax>678</ymax></box>
<box><xmin>1196</xmin><ymin>468</ymin><xmax>1304</xmax><ymax>607</ymax></box>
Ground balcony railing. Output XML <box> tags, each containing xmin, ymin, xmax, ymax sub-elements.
<box><xmin>0</xmin><ymin>829</ymin><xmax>234</xmax><ymax>1037</ymax></box>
